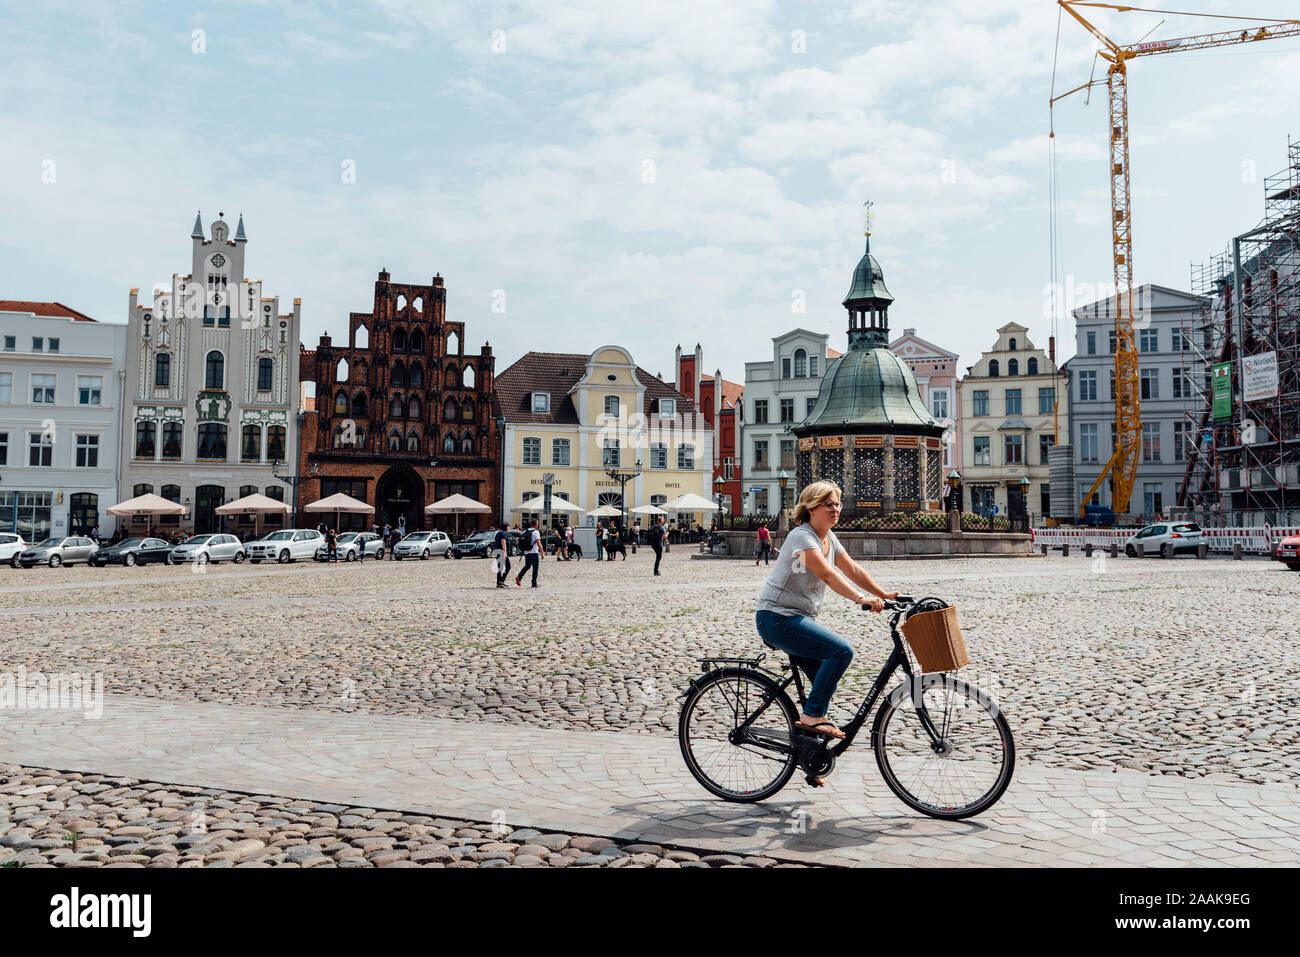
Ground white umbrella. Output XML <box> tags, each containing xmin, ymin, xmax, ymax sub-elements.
<box><xmin>215</xmin><ymin>493</ymin><xmax>291</xmax><ymax>515</ymax></box>
<box><xmin>587</xmin><ymin>505</ymin><xmax>623</xmax><ymax>517</ymax></box>
<box><xmin>303</xmin><ymin>492</ymin><xmax>374</xmax><ymax>533</ymax></box>
<box><xmin>510</xmin><ymin>498</ymin><xmax>583</xmax><ymax>513</ymax></box>
<box><xmin>106</xmin><ymin>492</ymin><xmax>186</xmax><ymax>517</ymax></box>
<box><xmin>425</xmin><ymin>493</ymin><xmax>491</xmax><ymax>537</ymax></box>
<box><xmin>664</xmin><ymin>492</ymin><xmax>719</xmax><ymax>513</ymax></box>
<box><xmin>631</xmin><ymin>504</ymin><xmax>668</xmax><ymax>515</ymax></box>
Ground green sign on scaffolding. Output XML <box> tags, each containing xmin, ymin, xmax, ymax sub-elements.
<box><xmin>1211</xmin><ymin>362</ymin><xmax>1232</xmax><ymax>422</ymax></box>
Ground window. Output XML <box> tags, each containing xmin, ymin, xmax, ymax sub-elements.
<box><xmin>650</xmin><ymin>443</ymin><xmax>667</xmax><ymax>469</ymax></box>
<box><xmin>723</xmin><ymin>457</ymin><xmax>734</xmax><ymax>480</ymax></box>
<box><xmin>782</xmin><ymin>357</ymin><xmax>791</xmax><ymax>378</ymax></box>
<box><xmin>391</xmin><ymin>363</ymin><xmax>406</xmax><ymax>387</ymax></box>
<box><xmin>389</xmin><ymin>431</ymin><xmax>401</xmax><ymax>452</ymax></box>
<box><xmin>258</xmin><ymin>357</ymin><xmax>273</xmax><ymax>391</ymax></box>
<box><xmin>1038</xmin><ymin>387</ymin><xmax>1055</xmax><ymax>414</ymax></box>
<box><xmin>1140</xmin><ymin>368</ymin><xmax>1159</xmax><ymax>400</ymax></box>
<box><xmin>197</xmin><ymin>423</ymin><xmax>227</xmax><ymax>460</ymax></box>
<box><xmin>241</xmin><ymin>424</ymin><xmax>262</xmax><ymax>462</ymax></box>
<box><xmin>1077</xmin><ymin>371</ymin><xmax>1097</xmax><ymax>402</ymax></box>
<box><xmin>973</xmin><ymin>390</ymin><xmax>989</xmax><ymax>416</ymax></box>
<box><xmin>1005</xmin><ymin>389</ymin><xmax>1022</xmax><ymax>415</ymax></box>
<box><xmin>603</xmin><ymin>395</ymin><xmax>620</xmax><ymax>418</ymax></box>
<box><xmin>75</xmin><ymin>434</ymin><xmax>99</xmax><ymax>468</ymax></box>
<box><xmin>267</xmin><ymin>426</ymin><xmax>285</xmax><ymax>464</ymax></box>
<box><xmin>155</xmin><ymin>353</ymin><xmax>171</xmax><ymax>388</ymax></box>
<box><xmin>410</xmin><ymin>364</ymin><xmax>423</xmax><ymax>387</ymax></box>
<box><xmin>2</xmin><ymin>335</ymin><xmax>13</xmax><ymax>350</ymax></box>
<box><xmin>658</xmin><ymin>398</ymin><xmax>675</xmax><ymax>417</ymax></box>
<box><xmin>407</xmin><ymin>432</ymin><xmax>420</xmax><ymax>452</ymax></box>
<box><xmin>753</xmin><ymin>440</ymin><xmax>768</xmax><ymax>470</ymax></box>
<box><xmin>1139</xmin><ymin>328</ymin><xmax>1158</xmax><ymax>353</ymax></box>
<box><xmin>204</xmin><ymin>305</ymin><xmax>215</xmax><ymax>325</ymax></box>
<box><xmin>1203</xmin><ymin>327</ymin><xmax>1212</xmax><ymax>350</ymax></box>
<box><xmin>1143</xmin><ymin>482</ymin><xmax>1163</xmax><ymax>516</ymax></box>
<box><xmin>461</xmin><ymin>433</ymin><xmax>474</xmax><ymax>454</ymax></box>
<box><xmin>32</xmin><ymin>337</ymin><xmax>43</xmax><ymax>352</ymax></box>
<box><xmin>810</xmin><ymin>355</ymin><xmax>819</xmax><ymax>377</ymax></box>
<box><xmin>1079</xmin><ymin>423</ymin><xmax>1099</xmax><ymax>463</ymax></box>
<box><xmin>162</xmin><ymin>422</ymin><xmax>182</xmax><ymax>459</ymax></box>
<box><xmin>782</xmin><ymin>486</ymin><xmax>794</xmax><ymax>510</ymax></box>
<box><xmin>68</xmin><ymin>493</ymin><xmax>96</xmax><ymax>533</ymax></box>
<box><xmin>677</xmin><ymin>444</ymin><xmax>695</xmax><ymax>469</ymax></box>
<box><xmin>1172</xmin><ymin>366</ymin><xmax>1191</xmax><ymax>399</ymax></box>
<box><xmin>780</xmin><ymin>439</ymin><xmax>794</xmax><ymax>470</ymax></box>
<box><xmin>602</xmin><ymin>439</ymin><xmax>620</xmax><ymax>468</ymax></box>
<box><xmin>931</xmin><ymin>388</ymin><xmax>949</xmax><ymax>419</ymax></box>
<box><xmin>753</xmin><ymin>488</ymin><xmax>769</xmax><ymax>513</ymax></box>
<box><xmin>460</xmin><ymin>398</ymin><xmax>472</xmax><ymax>421</ymax></box>
<box><xmin>29</xmin><ymin>433</ymin><xmax>53</xmax><ymax>466</ymax></box>
<box><xmin>410</xmin><ymin>396</ymin><xmax>422</xmax><ymax>419</ymax></box>
<box><xmin>1109</xmin><ymin>329</ymin><xmax>1117</xmax><ymax>354</ymax></box>
<box><xmin>1173</xmin><ymin>421</ymin><xmax>1191</xmax><ymax>462</ymax></box>
<box><xmin>1004</xmin><ymin>434</ymin><xmax>1023</xmax><ymax>465</ymax></box>
<box><xmin>1039</xmin><ymin>433</ymin><xmax>1053</xmax><ymax>465</ymax></box>
<box><xmin>551</xmin><ymin>438</ymin><xmax>570</xmax><ymax>466</ymax></box>
<box><xmin>1086</xmin><ymin>331</ymin><xmax>1096</xmax><ymax>355</ymax></box>
<box><xmin>988</xmin><ymin>360</ymin><xmax>999</xmax><ymax>377</ymax></box>
<box><xmin>219</xmin><ymin>307</ymin><xmax>230</xmax><ymax>327</ymax></box>
<box><xmin>794</xmin><ymin>348</ymin><xmax>807</xmax><ymax>377</ymax></box>
<box><xmin>77</xmin><ymin>375</ymin><xmax>102</xmax><ymax>406</ymax></box>
<box><xmin>335</xmin><ymin>391</ymin><xmax>349</xmax><ymax>415</ymax></box>
<box><xmin>780</xmin><ymin>398</ymin><xmax>794</xmax><ymax>423</ymax></box>
<box><xmin>753</xmin><ymin>399</ymin><xmax>768</xmax><ymax>424</ymax></box>
<box><xmin>532</xmin><ymin>392</ymin><xmax>549</xmax><ymax>413</ymax></box>
<box><xmin>1109</xmin><ymin>370</ymin><xmax>1115</xmax><ymax>401</ymax></box>
<box><xmin>0</xmin><ymin>372</ymin><xmax>10</xmax><ymax>403</ymax></box>
<box><xmin>0</xmin><ymin>432</ymin><xmax>6</xmax><ymax>466</ymax></box>
<box><xmin>522</xmin><ymin>437</ymin><xmax>541</xmax><ymax>465</ymax></box>
<box><xmin>135</xmin><ymin>421</ymin><xmax>156</xmax><ymax>459</ymax></box>
<box><xmin>1008</xmin><ymin>338</ymin><xmax>1017</xmax><ymax>351</ymax></box>
<box><xmin>1008</xmin><ymin>358</ymin><xmax>1019</xmax><ymax>376</ymax></box>
<box><xmin>205</xmin><ymin>351</ymin><xmax>224</xmax><ymax>389</ymax></box>
<box><xmin>263</xmin><ymin>486</ymin><xmax>284</xmax><ymax>527</ymax></box>
<box><xmin>1171</xmin><ymin>328</ymin><xmax>1188</xmax><ymax>352</ymax></box>
<box><xmin>1142</xmin><ymin>422</ymin><xmax>1160</xmax><ymax>462</ymax></box>
<box><xmin>48</xmin><ymin>338</ymin><xmax>59</xmax><ymax>353</ymax></box>
<box><xmin>806</xmin><ymin>397</ymin><xmax>817</xmax><ymax>417</ymax></box>
<box><xmin>973</xmin><ymin>436</ymin><xmax>990</xmax><ymax>466</ymax></box>
<box><xmin>32</xmin><ymin>374</ymin><xmax>56</xmax><ymax>403</ymax></box>
<box><xmin>1028</xmin><ymin>357</ymin><xmax>1038</xmax><ymax>376</ymax></box>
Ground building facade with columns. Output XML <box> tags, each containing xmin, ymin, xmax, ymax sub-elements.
<box><xmin>119</xmin><ymin>212</ymin><xmax>301</xmax><ymax>535</ymax></box>
<box><xmin>297</xmin><ymin>270</ymin><xmax>500</xmax><ymax>532</ymax></box>
<box><xmin>496</xmin><ymin>347</ymin><xmax>711</xmax><ymax>530</ymax></box>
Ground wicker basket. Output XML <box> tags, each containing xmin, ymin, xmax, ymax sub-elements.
<box><xmin>900</xmin><ymin>605</ymin><xmax>970</xmax><ymax>673</ymax></box>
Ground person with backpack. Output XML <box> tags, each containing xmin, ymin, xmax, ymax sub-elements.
<box><xmin>494</xmin><ymin>522</ymin><xmax>512</xmax><ymax>588</ymax></box>
<box><xmin>515</xmin><ymin>520</ymin><xmax>542</xmax><ymax>588</ymax></box>
<box><xmin>755</xmin><ymin>523</ymin><xmax>772</xmax><ymax>565</ymax></box>
<box><xmin>651</xmin><ymin>517</ymin><xmax>667</xmax><ymax>576</ymax></box>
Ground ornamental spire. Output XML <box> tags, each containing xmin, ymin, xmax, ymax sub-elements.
<box><xmin>191</xmin><ymin>210</ymin><xmax>204</xmax><ymax>239</ymax></box>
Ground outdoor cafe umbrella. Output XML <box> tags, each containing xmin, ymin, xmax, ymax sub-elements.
<box><xmin>215</xmin><ymin>492</ymin><xmax>292</xmax><ymax>536</ymax></box>
<box><xmin>425</xmin><ymin>492</ymin><xmax>491</xmax><ymax>538</ymax></box>
<box><xmin>630</xmin><ymin>504</ymin><xmax>668</xmax><ymax>516</ymax></box>
<box><xmin>664</xmin><ymin>492</ymin><xmax>722</xmax><ymax>528</ymax></box>
<box><xmin>303</xmin><ymin>491</ymin><xmax>374</xmax><ymax>533</ymax></box>
<box><xmin>106</xmin><ymin>492</ymin><xmax>187</xmax><ymax>517</ymax></box>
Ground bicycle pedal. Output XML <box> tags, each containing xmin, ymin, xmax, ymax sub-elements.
<box><xmin>804</xmin><ymin>774</ymin><xmax>826</xmax><ymax>788</ymax></box>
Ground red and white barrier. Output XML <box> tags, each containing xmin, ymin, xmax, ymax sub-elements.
<box><xmin>1031</xmin><ymin>524</ymin><xmax>1298</xmax><ymax>555</ymax></box>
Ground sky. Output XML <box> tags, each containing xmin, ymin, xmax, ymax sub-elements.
<box><xmin>2</xmin><ymin>0</ymin><xmax>1298</xmax><ymax>386</ymax></box>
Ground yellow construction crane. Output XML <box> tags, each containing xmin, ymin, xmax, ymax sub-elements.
<box><xmin>1051</xmin><ymin>2</ymin><xmax>1300</xmax><ymax>519</ymax></box>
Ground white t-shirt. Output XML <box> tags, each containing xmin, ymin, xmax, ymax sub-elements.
<box><xmin>525</xmin><ymin>529</ymin><xmax>541</xmax><ymax>554</ymax></box>
<box><xmin>755</xmin><ymin>524</ymin><xmax>846</xmax><ymax>619</ymax></box>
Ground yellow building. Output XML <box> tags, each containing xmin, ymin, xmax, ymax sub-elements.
<box><xmin>496</xmin><ymin>347</ymin><xmax>713</xmax><ymax>529</ymax></box>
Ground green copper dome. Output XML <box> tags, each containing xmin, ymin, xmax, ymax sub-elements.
<box><xmin>799</xmin><ymin>347</ymin><xmax>940</xmax><ymax>432</ymax></box>
<box><xmin>844</xmin><ymin>236</ymin><xmax>893</xmax><ymax>305</ymax></box>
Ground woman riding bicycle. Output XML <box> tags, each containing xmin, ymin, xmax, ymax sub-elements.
<box><xmin>756</xmin><ymin>480</ymin><xmax>896</xmax><ymax>740</ymax></box>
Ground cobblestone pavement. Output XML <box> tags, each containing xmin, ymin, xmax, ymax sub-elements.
<box><xmin>0</xmin><ymin>765</ymin><xmax>807</xmax><ymax>868</ymax></box>
<box><xmin>2</xmin><ymin>696</ymin><xmax>1298</xmax><ymax>867</ymax></box>
<box><xmin>1</xmin><ymin>551</ymin><xmax>1295</xmax><ymax>785</ymax></box>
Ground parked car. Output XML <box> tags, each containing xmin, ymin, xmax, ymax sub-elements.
<box><xmin>170</xmin><ymin>533</ymin><xmax>247</xmax><ymax>565</ymax></box>
<box><xmin>90</xmin><ymin>537</ymin><xmax>177</xmax><ymax>567</ymax></box>
<box><xmin>1275</xmin><ymin>533</ymin><xmax>1300</xmax><ymax>570</ymax></box>
<box><xmin>1124</xmin><ymin>522</ymin><xmax>1203</xmax><ymax>557</ymax></box>
<box><xmin>0</xmin><ymin>533</ymin><xmax>29</xmax><ymax>568</ymax></box>
<box><xmin>18</xmin><ymin>536</ymin><xmax>99</xmax><ymax>568</ymax></box>
<box><xmin>315</xmin><ymin>532</ymin><xmax>385</xmax><ymax>562</ymax></box>
<box><xmin>452</xmin><ymin>530</ymin><xmax>500</xmax><ymax>559</ymax></box>
<box><xmin>247</xmin><ymin>529</ymin><xmax>324</xmax><ymax>564</ymax></box>
<box><xmin>392</xmin><ymin>530</ymin><xmax>452</xmax><ymax>560</ymax></box>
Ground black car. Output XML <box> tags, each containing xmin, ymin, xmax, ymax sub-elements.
<box><xmin>452</xmin><ymin>530</ymin><xmax>501</xmax><ymax>559</ymax></box>
<box><xmin>91</xmin><ymin>537</ymin><xmax>177</xmax><ymax>567</ymax></box>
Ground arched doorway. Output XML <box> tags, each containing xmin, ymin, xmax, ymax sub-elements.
<box><xmin>375</xmin><ymin>465</ymin><xmax>423</xmax><ymax>532</ymax></box>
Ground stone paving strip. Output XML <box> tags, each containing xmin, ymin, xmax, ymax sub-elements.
<box><xmin>1</xmin><ymin>695</ymin><xmax>1297</xmax><ymax>867</ymax></box>
<box><xmin>0</xmin><ymin>765</ymin><xmax>806</xmax><ymax>869</ymax></box>
<box><xmin>0</xmin><ymin>553</ymin><xmax>1296</xmax><ymax>786</ymax></box>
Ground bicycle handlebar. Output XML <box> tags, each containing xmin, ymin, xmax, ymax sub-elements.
<box><xmin>863</xmin><ymin>595</ymin><xmax>916</xmax><ymax>612</ymax></box>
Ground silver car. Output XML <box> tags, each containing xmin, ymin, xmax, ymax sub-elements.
<box><xmin>170</xmin><ymin>533</ymin><xmax>247</xmax><ymax>565</ymax></box>
<box><xmin>315</xmin><ymin>532</ymin><xmax>385</xmax><ymax>562</ymax></box>
<box><xmin>1125</xmin><ymin>522</ymin><xmax>1203</xmax><ymax>557</ymax></box>
<box><xmin>18</xmin><ymin>536</ymin><xmax>99</xmax><ymax>568</ymax></box>
<box><xmin>392</xmin><ymin>531</ymin><xmax>452</xmax><ymax>560</ymax></box>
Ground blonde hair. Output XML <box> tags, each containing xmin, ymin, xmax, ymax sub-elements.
<box><xmin>792</xmin><ymin>481</ymin><xmax>843</xmax><ymax>525</ymax></box>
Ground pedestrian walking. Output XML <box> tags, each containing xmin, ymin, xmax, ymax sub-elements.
<box><xmin>595</xmin><ymin>522</ymin><xmax>605</xmax><ymax>561</ymax></box>
<box><xmin>382</xmin><ymin>522</ymin><xmax>393</xmax><ymax>558</ymax></box>
<box><xmin>326</xmin><ymin>527</ymin><xmax>339</xmax><ymax>562</ymax></box>
<box><xmin>651</xmin><ymin>516</ymin><xmax>667</xmax><ymax>576</ymax></box>
<box><xmin>493</xmin><ymin>522</ymin><xmax>512</xmax><ymax>588</ymax></box>
<box><xmin>515</xmin><ymin>521</ymin><xmax>542</xmax><ymax>588</ymax></box>
<box><xmin>554</xmin><ymin>525</ymin><xmax>568</xmax><ymax>560</ymax></box>
<box><xmin>755</xmin><ymin>523</ymin><xmax>772</xmax><ymax>565</ymax></box>
<box><xmin>397</xmin><ymin>515</ymin><xmax>407</xmax><ymax>539</ymax></box>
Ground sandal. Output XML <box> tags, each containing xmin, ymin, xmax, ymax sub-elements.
<box><xmin>794</xmin><ymin>719</ymin><xmax>845</xmax><ymax>740</ymax></box>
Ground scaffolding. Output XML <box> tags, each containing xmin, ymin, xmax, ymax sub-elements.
<box><xmin>1178</xmin><ymin>137</ymin><xmax>1300</xmax><ymax>527</ymax></box>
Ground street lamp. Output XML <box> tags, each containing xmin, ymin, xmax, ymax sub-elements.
<box><xmin>713</xmin><ymin>474</ymin><xmax>725</xmax><ymax>529</ymax></box>
<box><xmin>1019</xmin><ymin>475</ymin><xmax>1031</xmax><ymax>525</ymax></box>
<box><xmin>777</xmin><ymin>468</ymin><xmax>790</xmax><ymax>533</ymax></box>
<box><xmin>947</xmin><ymin>469</ymin><xmax>960</xmax><ymax>512</ymax></box>
<box><xmin>604</xmin><ymin>458</ymin><xmax>641</xmax><ymax>536</ymax></box>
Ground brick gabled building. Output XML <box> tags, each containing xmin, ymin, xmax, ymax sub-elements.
<box><xmin>670</xmin><ymin>344</ymin><xmax>744</xmax><ymax>516</ymax></box>
<box><xmin>298</xmin><ymin>269</ymin><xmax>500</xmax><ymax>532</ymax></box>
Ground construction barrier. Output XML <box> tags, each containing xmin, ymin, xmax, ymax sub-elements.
<box><xmin>1031</xmin><ymin>525</ymin><xmax>1300</xmax><ymax>556</ymax></box>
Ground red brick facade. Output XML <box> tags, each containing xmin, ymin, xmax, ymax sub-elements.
<box><xmin>297</xmin><ymin>270</ymin><xmax>500</xmax><ymax>534</ymax></box>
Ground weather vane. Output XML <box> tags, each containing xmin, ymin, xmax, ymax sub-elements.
<box><xmin>863</xmin><ymin>200</ymin><xmax>874</xmax><ymax>237</ymax></box>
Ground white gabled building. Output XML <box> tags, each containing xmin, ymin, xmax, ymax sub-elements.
<box><xmin>0</xmin><ymin>301</ymin><xmax>127</xmax><ymax>540</ymax></box>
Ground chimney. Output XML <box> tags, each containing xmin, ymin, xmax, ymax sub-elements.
<box><xmin>1049</xmin><ymin>336</ymin><xmax>1055</xmax><ymax>363</ymax></box>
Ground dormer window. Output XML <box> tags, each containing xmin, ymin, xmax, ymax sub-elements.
<box><xmin>658</xmin><ymin>398</ymin><xmax>675</xmax><ymax>417</ymax></box>
<box><xmin>531</xmin><ymin>392</ymin><xmax>549</xmax><ymax>413</ymax></box>
<box><xmin>1008</xmin><ymin>338</ymin><xmax>1017</xmax><ymax>351</ymax></box>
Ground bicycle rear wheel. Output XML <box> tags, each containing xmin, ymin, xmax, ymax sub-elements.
<box><xmin>678</xmin><ymin>668</ymin><xmax>799</xmax><ymax>802</ymax></box>
<box><xmin>872</xmin><ymin>673</ymin><xmax>1014</xmax><ymax>820</ymax></box>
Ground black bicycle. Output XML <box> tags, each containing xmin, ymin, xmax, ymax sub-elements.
<box><xmin>677</xmin><ymin>596</ymin><xmax>1014</xmax><ymax>819</ymax></box>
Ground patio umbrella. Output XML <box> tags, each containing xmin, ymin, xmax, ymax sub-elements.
<box><xmin>664</xmin><ymin>492</ymin><xmax>722</xmax><ymax>529</ymax></box>
<box><xmin>303</xmin><ymin>491</ymin><xmax>375</xmax><ymax>533</ymax></box>
<box><xmin>586</xmin><ymin>505</ymin><xmax>624</xmax><ymax>517</ymax></box>
<box><xmin>630</xmin><ymin>504</ymin><xmax>668</xmax><ymax>515</ymax></box>
<box><xmin>216</xmin><ymin>492</ymin><xmax>292</xmax><ymax>536</ymax></box>
<box><xmin>425</xmin><ymin>492</ymin><xmax>491</xmax><ymax>538</ymax></box>
<box><xmin>106</xmin><ymin>492</ymin><xmax>187</xmax><ymax>517</ymax></box>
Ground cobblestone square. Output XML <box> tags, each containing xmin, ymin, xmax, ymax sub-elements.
<box><xmin>1</xmin><ymin>549</ymin><xmax>1296</xmax><ymax>867</ymax></box>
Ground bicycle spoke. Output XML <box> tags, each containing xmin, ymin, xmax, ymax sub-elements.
<box><xmin>681</xmin><ymin>672</ymin><xmax>796</xmax><ymax>801</ymax></box>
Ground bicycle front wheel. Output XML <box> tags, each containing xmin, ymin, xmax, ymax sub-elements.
<box><xmin>678</xmin><ymin>668</ymin><xmax>799</xmax><ymax>803</ymax></box>
<box><xmin>872</xmin><ymin>674</ymin><xmax>1014</xmax><ymax>820</ymax></box>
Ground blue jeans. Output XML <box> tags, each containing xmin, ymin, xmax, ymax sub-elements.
<box><xmin>755</xmin><ymin>610</ymin><xmax>853</xmax><ymax>719</ymax></box>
